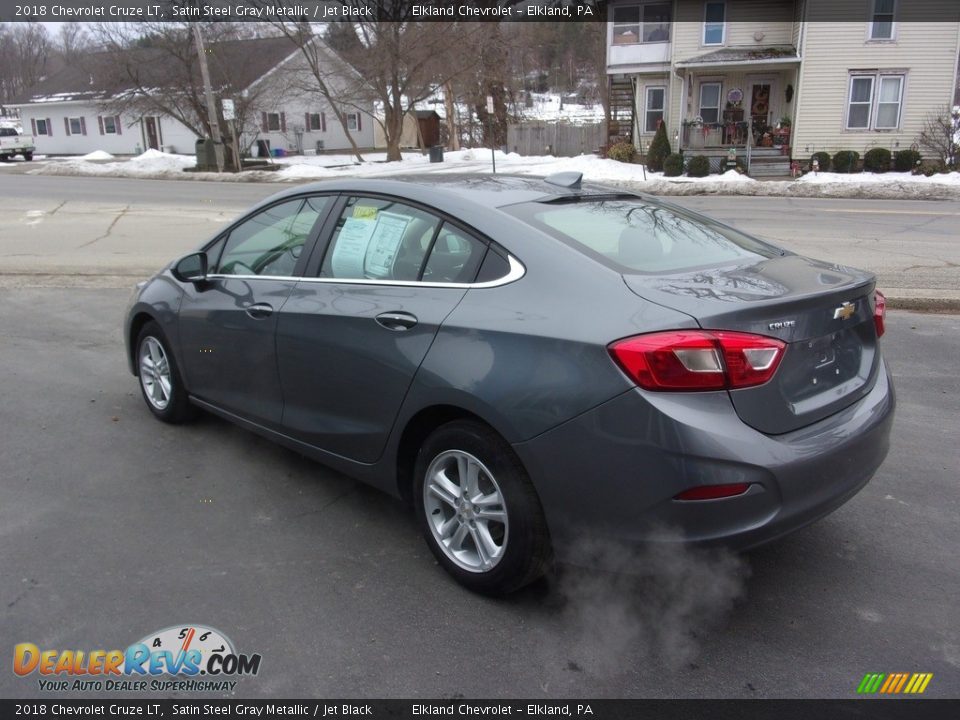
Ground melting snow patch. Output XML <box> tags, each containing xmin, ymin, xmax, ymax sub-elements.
<box><xmin>80</xmin><ymin>150</ymin><xmax>115</xmax><ymax>161</ymax></box>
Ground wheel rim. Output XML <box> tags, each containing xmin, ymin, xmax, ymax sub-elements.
<box><xmin>138</xmin><ymin>336</ymin><xmax>173</xmax><ymax>411</ymax></box>
<box><xmin>423</xmin><ymin>450</ymin><xmax>509</xmax><ymax>573</ymax></box>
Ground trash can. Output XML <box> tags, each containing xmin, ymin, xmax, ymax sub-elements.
<box><xmin>195</xmin><ymin>138</ymin><xmax>216</xmax><ymax>171</ymax></box>
<box><xmin>429</xmin><ymin>145</ymin><xmax>444</xmax><ymax>163</ymax></box>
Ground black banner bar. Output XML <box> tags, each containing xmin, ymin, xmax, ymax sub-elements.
<box><xmin>0</xmin><ymin>0</ymin><xmax>958</xmax><ymax>23</ymax></box>
<box><xmin>1</xmin><ymin>699</ymin><xmax>958</xmax><ymax>720</ymax></box>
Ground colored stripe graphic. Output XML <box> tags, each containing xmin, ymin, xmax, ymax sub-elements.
<box><xmin>857</xmin><ymin>672</ymin><xmax>933</xmax><ymax>694</ymax></box>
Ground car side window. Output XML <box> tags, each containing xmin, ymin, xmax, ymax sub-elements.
<box><xmin>215</xmin><ymin>196</ymin><xmax>329</xmax><ymax>277</ymax></box>
<box><xmin>320</xmin><ymin>196</ymin><xmax>440</xmax><ymax>282</ymax></box>
<box><xmin>422</xmin><ymin>223</ymin><xmax>486</xmax><ymax>284</ymax></box>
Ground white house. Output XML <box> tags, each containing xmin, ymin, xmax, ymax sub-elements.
<box><xmin>11</xmin><ymin>35</ymin><xmax>375</xmax><ymax>157</ymax></box>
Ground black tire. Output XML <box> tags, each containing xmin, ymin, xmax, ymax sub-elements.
<box><xmin>22</xmin><ymin>152</ymin><xmax>33</xmax><ymax>161</ymax></box>
<box><xmin>135</xmin><ymin>321</ymin><xmax>195</xmax><ymax>424</ymax></box>
<box><xmin>0</xmin><ymin>155</ymin><xmax>10</xmax><ymax>163</ymax></box>
<box><xmin>414</xmin><ymin>420</ymin><xmax>552</xmax><ymax>595</ymax></box>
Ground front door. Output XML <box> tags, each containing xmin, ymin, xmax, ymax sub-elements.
<box><xmin>144</xmin><ymin>117</ymin><xmax>159</xmax><ymax>150</ymax></box>
<box><xmin>178</xmin><ymin>195</ymin><xmax>332</xmax><ymax>426</ymax></box>
<box><xmin>749</xmin><ymin>81</ymin><xmax>776</xmax><ymax>143</ymax></box>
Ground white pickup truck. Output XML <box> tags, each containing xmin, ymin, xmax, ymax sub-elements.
<box><xmin>0</xmin><ymin>127</ymin><xmax>35</xmax><ymax>161</ymax></box>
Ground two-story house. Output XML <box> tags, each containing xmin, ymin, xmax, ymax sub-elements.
<box><xmin>606</xmin><ymin>0</ymin><xmax>960</xmax><ymax>174</ymax></box>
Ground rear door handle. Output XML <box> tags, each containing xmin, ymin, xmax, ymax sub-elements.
<box><xmin>245</xmin><ymin>303</ymin><xmax>274</xmax><ymax>319</ymax></box>
<box><xmin>375</xmin><ymin>311</ymin><xmax>418</xmax><ymax>331</ymax></box>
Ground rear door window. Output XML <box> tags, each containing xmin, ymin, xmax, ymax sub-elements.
<box><xmin>421</xmin><ymin>223</ymin><xmax>486</xmax><ymax>284</ymax></box>
<box><xmin>320</xmin><ymin>196</ymin><xmax>441</xmax><ymax>282</ymax></box>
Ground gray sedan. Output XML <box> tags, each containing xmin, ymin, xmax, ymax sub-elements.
<box><xmin>124</xmin><ymin>174</ymin><xmax>894</xmax><ymax>594</ymax></box>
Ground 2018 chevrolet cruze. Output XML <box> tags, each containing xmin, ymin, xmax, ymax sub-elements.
<box><xmin>125</xmin><ymin>174</ymin><xmax>894</xmax><ymax>594</ymax></box>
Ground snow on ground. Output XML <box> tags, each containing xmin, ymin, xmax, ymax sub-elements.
<box><xmin>523</xmin><ymin>93</ymin><xmax>605</xmax><ymax>124</ymax></box>
<box><xmin>797</xmin><ymin>170</ymin><xmax>960</xmax><ymax>185</ymax></box>
<box><xmin>79</xmin><ymin>150</ymin><xmax>115</xmax><ymax>161</ymax></box>
<box><xmin>24</xmin><ymin>148</ymin><xmax>960</xmax><ymax>198</ymax></box>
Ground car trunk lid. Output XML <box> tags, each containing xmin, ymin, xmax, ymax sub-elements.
<box><xmin>623</xmin><ymin>254</ymin><xmax>880</xmax><ymax>434</ymax></box>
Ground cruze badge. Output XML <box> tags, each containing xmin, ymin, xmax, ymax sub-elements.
<box><xmin>768</xmin><ymin>320</ymin><xmax>796</xmax><ymax>330</ymax></box>
<box><xmin>833</xmin><ymin>302</ymin><xmax>856</xmax><ymax>320</ymax></box>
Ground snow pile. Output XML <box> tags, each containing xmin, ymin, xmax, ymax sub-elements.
<box><xmin>798</xmin><ymin>170</ymin><xmax>960</xmax><ymax>186</ymax></box>
<box><xmin>79</xmin><ymin>150</ymin><xmax>115</xmax><ymax>160</ymax></box>
<box><xmin>38</xmin><ymin>149</ymin><xmax>196</xmax><ymax>178</ymax></box>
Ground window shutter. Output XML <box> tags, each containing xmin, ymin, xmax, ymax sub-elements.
<box><xmin>356</xmin><ymin>113</ymin><xmax>361</xmax><ymax>131</ymax></box>
<box><xmin>98</xmin><ymin>116</ymin><xmax>105</xmax><ymax>135</ymax></box>
<box><xmin>47</xmin><ymin>118</ymin><xmax>52</xmax><ymax>136</ymax></box>
<box><xmin>261</xmin><ymin>112</ymin><xmax>268</xmax><ymax>133</ymax></box>
<box><xmin>80</xmin><ymin>117</ymin><xmax>87</xmax><ymax>135</ymax></box>
<box><xmin>116</xmin><ymin>116</ymin><xmax>122</xmax><ymax>135</ymax></box>
<box><xmin>280</xmin><ymin>112</ymin><xmax>286</xmax><ymax>133</ymax></box>
<box><xmin>305</xmin><ymin>112</ymin><xmax>310</xmax><ymax>131</ymax></box>
<box><xmin>64</xmin><ymin>117</ymin><xmax>71</xmax><ymax>136</ymax></box>
<box><xmin>31</xmin><ymin>118</ymin><xmax>37</xmax><ymax>135</ymax></box>
<box><xmin>321</xmin><ymin>112</ymin><xmax>326</xmax><ymax>132</ymax></box>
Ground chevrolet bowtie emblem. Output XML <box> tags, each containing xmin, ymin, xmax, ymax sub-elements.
<box><xmin>833</xmin><ymin>301</ymin><xmax>856</xmax><ymax>320</ymax></box>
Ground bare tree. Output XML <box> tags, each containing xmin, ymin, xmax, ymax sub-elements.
<box><xmin>89</xmin><ymin>22</ymin><xmax>293</xmax><ymax>161</ymax></box>
<box><xmin>257</xmin><ymin>19</ymin><xmax>369</xmax><ymax>162</ymax></box>
<box><xmin>917</xmin><ymin>105</ymin><xmax>960</xmax><ymax>170</ymax></box>
<box><xmin>0</xmin><ymin>23</ymin><xmax>53</xmax><ymax>108</ymax></box>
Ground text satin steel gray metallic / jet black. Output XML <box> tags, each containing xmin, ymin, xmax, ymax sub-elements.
<box><xmin>124</xmin><ymin>174</ymin><xmax>894</xmax><ymax>594</ymax></box>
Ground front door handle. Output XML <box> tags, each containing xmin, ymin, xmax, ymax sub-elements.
<box><xmin>245</xmin><ymin>303</ymin><xmax>274</xmax><ymax>319</ymax></box>
<box><xmin>375</xmin><ymin>311</ymin><xmax>418</xmax><ymax>331</ymax></box>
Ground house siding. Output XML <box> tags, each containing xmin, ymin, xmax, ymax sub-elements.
<box><xmin>793</xmin><ymin>10</ymin><xmax>960</xmax><ymax>156</ymax></box>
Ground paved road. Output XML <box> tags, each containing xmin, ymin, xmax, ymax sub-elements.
<box><xmin>0</xmin><ymin>175</ymin><xmax>958</xmax><ymax>306</ymax></box>
<box><xmin>0</xmin><ymin>288</ymin><xmax>957</xmax><ymax>699</ymax></box>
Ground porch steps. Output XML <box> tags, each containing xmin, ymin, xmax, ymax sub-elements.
<box><xmin>749</xmin><ymin>155</ymin><xmax>793</xmax><ymax>177</ymax></box>
<box><xmin>608</xmin><ymin>77</ymin><xmax>635</xmax><ymax>145</ymax></box>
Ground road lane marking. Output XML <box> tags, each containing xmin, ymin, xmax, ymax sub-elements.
<box><xmin>818</xmin><ymin>208</ymin><xmax>960</xmax><ymax>216</ymax></box>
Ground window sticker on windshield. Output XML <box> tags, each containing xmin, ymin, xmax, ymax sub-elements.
<box><xmin>353</xmin><ymin>206</ymin><xmax>378</xmax><ymax>220</ymax></box>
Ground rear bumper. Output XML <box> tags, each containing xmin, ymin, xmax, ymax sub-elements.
<box><xmin>512</xmin><ymin>360</ymin><xmax>895</xmax><ymax>562</ymax></box>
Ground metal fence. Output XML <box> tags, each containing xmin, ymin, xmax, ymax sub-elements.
<box><xmin>506</xmin><ymin>122</ymin><xmax>605</xmax><ymax>157</ymax></box>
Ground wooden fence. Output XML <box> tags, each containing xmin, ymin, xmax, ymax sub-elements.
<box><xmin>506</xmin><ymin>122</ymin><xmax>605</xmax><ymax>157</ymax></box>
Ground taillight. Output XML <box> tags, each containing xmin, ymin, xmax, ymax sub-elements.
<box><xmin>609</xmin><ymin>330</ymin><xmax>785</xmax><ymax>391</ymax></box>
<box><xmin>874</xmin><ymin>290</ymin><xmax>886</xmax><ymax>338</ymax></box>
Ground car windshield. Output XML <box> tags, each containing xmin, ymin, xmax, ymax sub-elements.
<box><xmin>504</xmin><ymin>198</ymin><xmax>779</xmax><ymax>273</ymax></box>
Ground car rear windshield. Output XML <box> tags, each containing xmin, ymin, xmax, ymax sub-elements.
<box><xmin>504</xmin><ymin>198</ymin><xmax>779</xmax><ymax>273</ymax></box>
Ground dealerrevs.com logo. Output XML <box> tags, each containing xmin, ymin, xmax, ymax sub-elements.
<box><xmin>14</xmin><ymin>624</ymin><xmax>262</xmax><ymax>692</ymax></box>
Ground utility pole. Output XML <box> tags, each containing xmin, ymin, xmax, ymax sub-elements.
<box><xmin>192</xmin><ymin>24</ymin><xmax>224</xmax><ymax>173</ymax></box>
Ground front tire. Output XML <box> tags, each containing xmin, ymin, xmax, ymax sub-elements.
<box><xmin>135</xmin><ymin>321</ymin><xmax>194</xmax><ymax>424</ymax></box>
<box><xmin>414</xmin><ymin>420</ymin><xmax>551</xmax><ymax>595</ymax></box>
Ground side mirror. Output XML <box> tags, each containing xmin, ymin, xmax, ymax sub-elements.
<box><xmin>172</xmin><ymin>252</ymin><xmax>208</xmax><ymax>284</ymax></box>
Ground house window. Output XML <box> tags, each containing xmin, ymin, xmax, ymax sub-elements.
<box><xmin>612</xmin><ymin>6</ymin><xmax>640</xmax><ymax>45</ymax></box>
<box><xmin>645</xmin><ymin>86</ymin><xmax>666</xmax><ymax>132</ymax></box>
<box><xmin>703</xmin><ymin>1</ymin><xmax>726</xmax><ymax>45</ymax></box>
<box><xmin>870</xmin><ymin>0</ymin><xmax>895</xmax><ymax>40</ymax></box>
<box><xmin>642</xmin><ymin>4</ymin><xmax>671</xmax><ymax>43</ymax></box>
<box><xmin>612</xmin><ymin>4</ymin><xmax>671</xmax><ymax>45</ymax></box>
<box><xmin>308</xmin><ymin>113</ymin><xmax>323</xmax><ymax>131</ymax></box>
<box><xmin>846</xmin><ymin>73</ymin><xmax>904</xmax><ymax>130</ymax></box>
<box><xmin>103</xmin><ymin>116</ymin><xmax>117</xmax><ymax>134</ymax></box>
<box><xmin>266</xmin><ymin>113</ymin><xmax>281</xmax><ymax>132</ymax></box>
<box><xmin>699</xmin><ymin>82</ymin><xmax>722</xmax><ymax>124</ymax></box>
<box><xmin>346</xmin><ymin>113</ymin><xmax>361</xmax><ymax>131</ymax></box>
<box><xmin>69</xmin><ymin>117</ymin><xmax>83</xmax><ymax>135</ymax></box>
<box><xmin>35</xmin><ymin>119</ymin><xmax>48</xmax><ymax>135</ymax></box>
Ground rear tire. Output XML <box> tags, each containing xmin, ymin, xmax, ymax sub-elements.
<box><xmin>22</xmin><ymin>152</ymin><xmax>33</xmax><ymax>161</ymax></box>
<box><xmin>135</xmin><ymin>321</ymin><xmax>194</xmax><ymax>424</ymax></box>
<box><xmin>414</xmin><ymin>420</ymin><xmax>551</xmax><ymax>595</ymax></box>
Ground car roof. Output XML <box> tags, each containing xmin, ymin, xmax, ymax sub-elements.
<box><xmin>262</xmin><ymin>174</ymin><xmax>633</xmax><ymax>211</ymax></box>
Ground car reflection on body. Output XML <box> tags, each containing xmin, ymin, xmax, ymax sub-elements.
<box><xmin>124</xmin><ymin>173</ymin><xmax>894</xmax><ymax>594</ymax></box>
